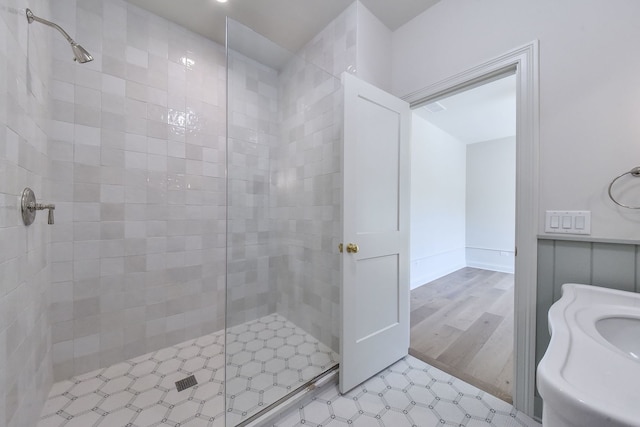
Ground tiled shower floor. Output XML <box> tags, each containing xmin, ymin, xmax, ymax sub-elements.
<box><xmin>39</xmin><ymin>315</ymin><xmax>539</xmax><ymax>427</ymax></box>
<box><xmin>38</xmin><ymin>314</ymin><xmax>338</xmax><ymax>427</ymax></box>
<box><xmin>224</xmin><ymin>314</ymin><xmax>338</xmax><ymax>425</ymax></box>
<box><xmin>38</xmin><ymin>332</ymin><xmax>226</xmax><ymax>427</ymax></box>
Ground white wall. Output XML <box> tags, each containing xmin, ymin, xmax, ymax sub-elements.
<box><xmin>466</xmin><ymin>137</ymin><xmax>516</xmax><ymax>272</ymax></box>
<box><xmin>356</xmin><ymin>1</ymin><xmax>392</xmax><ymax>92</ymax></box>
<box><xmin>392</xmin><ymin>0</ymin><xmax>640</xmax><ymax>240</ymax></box>
<box><xmin>410</xmin><ymin>114</ymin><xmax>467</xmax><ymax>289</ymax></box>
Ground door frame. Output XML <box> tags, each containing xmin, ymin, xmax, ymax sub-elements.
<box><xmin>402</xmin><ymin>41</ymin><xmax>539</xmax><ymax>416</ymax></box>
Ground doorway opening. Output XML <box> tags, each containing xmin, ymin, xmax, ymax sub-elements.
<box><xmin>409</xmin><ymin>74</ymin><xmax>517</xmax><ymax>403</ymax></box>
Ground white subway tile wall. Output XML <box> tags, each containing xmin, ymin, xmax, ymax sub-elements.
<box><xmin>273</xmin><ymin>3</ymin><xmax>356</xmax><ymax>352</ymax></box>
<box><xmin>225</xmin><ymin>3</ymin><xmax>356</xmax><ymax>353</ymax></box>
<box><xmin>48</xmin><ymin>0</ymin><xmax>227</xmax><ymax>381</ymax></box>
<box><xmin>226</xmin><ymin>47</ymin><xmax>280</xmax><ymax>327</ymax></box>
<box><xmin>302</xmin><ymin>2</ymin><xmax>357</xmax><ymax>78</ymax></box>
<box><xmin>272</xmin><ymin>57</ymin><xmax>343</xmax><ymax>352</ymax></box>
<box><xmin>0</xmin><ymin>0</ymin><xmax>54</xmax><ymax>426</ymax></box>
<box><xmin>0</xmin><ymin>0</ymin><xmax>363</xmax><ymax>425</ymax></box>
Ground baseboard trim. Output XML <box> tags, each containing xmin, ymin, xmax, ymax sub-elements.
<box><xmin>411</xmin><ymin>249</ymin><xmax>466</xmax><ymax>289</ymax></box>
<box><xmin>466</xmin><ymin>261</ymin><xmax>514</xmax><ymax>274</ymax></box>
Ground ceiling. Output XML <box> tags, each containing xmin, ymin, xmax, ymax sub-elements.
<box><xmin>126</xmin><ymin>0</ymin><xmax>440</xmax><ymax>53</ymax></box>
<box><xmin>414</xmin><ymin>75</ymin><xmax>517</xmax><ymax>145</ymax></box>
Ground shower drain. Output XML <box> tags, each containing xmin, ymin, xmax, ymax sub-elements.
<box><xmin>175</xmin><ymin>375</ymin><xmax>198</xmax><ymax>392</ymax></box>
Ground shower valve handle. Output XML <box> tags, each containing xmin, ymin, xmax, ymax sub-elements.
<box><xmin>34</xmin><ymin>203</ymin><xmax>56</xmax><ymax>224</ymax></box>
<box><xmin>21</xmin><ymin>188</ymin><xmax>55</xmax><ymax>225</ymax></box>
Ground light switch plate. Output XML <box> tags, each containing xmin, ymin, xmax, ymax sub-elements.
<box><xmin>545</xmin><ymin>211</ymin><xmax>591</xmax><ymax>235</ymax></box>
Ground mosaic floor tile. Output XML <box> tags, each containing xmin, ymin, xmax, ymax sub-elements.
<box><xmin>38</xmin><ymin>314</ymin><xmax>338</xmax><ymax>427</ymax></box>
<box><xmin>225</xmin><ymin>314</ymin><xmax>339</xmax><ymax>425</ymax></box>
<box><xmin>39</xmin><ymin>317</ymin><xmax>539</xmax><ymax>427</ymax></box>
<box><xmin>273</xmin><ymin>356</ymin><xmax>540</xmax><ymax>427</ymax></box>
<box><xmin>38</xmin><ymin>329</ymin><xmax>226</xmax><ymax>427</ymax></box>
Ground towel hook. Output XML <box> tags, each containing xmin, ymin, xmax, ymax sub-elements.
<box><xmin>608</xmin><ymin>166</ymin><xmax>640</xmax><ymax>209</ymax></box>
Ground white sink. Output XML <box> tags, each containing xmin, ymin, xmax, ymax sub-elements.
<box><xmin>596</xmin><ymin>316</ymin><xmax>640</xmax><ymax>362</ymax></box>
<box><xmin>537</xmin><ymin>283</ymin><xmax>640</xmax><ymax>427</ymax></box>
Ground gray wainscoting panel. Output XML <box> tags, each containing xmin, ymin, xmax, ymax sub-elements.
<box><xmin>591</xmin><ymin>243</ymin><xmax>636</xmax><ymax>291</ymax></box>
<box><xmin>534</xmin><ymin>240</ymin><xmax>554</xmax><ymax>373</ymax></box>
<box><xmin>552</xmin><ymin>240</ymin><xmax>592</xmax><ymax>300</ymax></box>
<box><xmin>534</xmin><ymin>238</ymin><xmax>640</xmax><ymax>418</ymax></box>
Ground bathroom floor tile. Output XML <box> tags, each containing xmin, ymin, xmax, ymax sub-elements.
<box><xmin>38</xmin><ymin>329</ymin><xmax>226</xmax><ymax>427</ymax></box>
<box><xmin>39</xmin><ymin>313</ymin><xmax>337</xmax><ymax>427</ymax></box>
<box><xmin>272</xmin><ymin>356</ymin><xmax>541</xmax><ymax>427</ymax></box>
<box><xmin>39</xmin><ymin>317</ymin><xmax>538</xmax><ymax>427</ymax></box>
<box><xmin>225</xmin><ymin>314</ymin><xmax>339</xmax><ymax>422</ymax></box>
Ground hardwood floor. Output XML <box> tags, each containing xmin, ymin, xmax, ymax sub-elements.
<box><xmin>409</xmin><ymin>267</ymin><xmax>514</xmax><ymax>403</ymax></box>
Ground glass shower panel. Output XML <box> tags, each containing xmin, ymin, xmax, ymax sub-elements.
<box><xmin>226</xmin><ymin>19</ymin><xmax>342</xmax><ymax>425</ymax></box>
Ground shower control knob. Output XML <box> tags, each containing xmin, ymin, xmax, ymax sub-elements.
<box><xmin>21</xmin><ymin>188</ymin><xmax>56</xmax><ymax>226</ymax></box>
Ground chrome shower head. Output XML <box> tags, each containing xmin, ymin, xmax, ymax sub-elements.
<box><xmin>70</xmin><ymin>43</ymin><xmax>94</xmax><ymax>63</ymax></box>
<box><xmin>26</xmin><ymin>8</ymin><xmax>94</xmax><ymax>63</ymax></box>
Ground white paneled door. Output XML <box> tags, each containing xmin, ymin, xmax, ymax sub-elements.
<box><xmin>340</xmin><ymin>73</ymin><xmax>411</xmax><ymax>393</ymax></box>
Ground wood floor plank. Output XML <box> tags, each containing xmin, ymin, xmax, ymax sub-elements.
<box><xmin>436</xmin><ymin>312</ymin><xmax>503</xmax><ymax>369</ymax></box>
<box><xmin>409</xmin><ymin>267</ymin><xmax>514</xmax><ymax>403</ymax></box>
<box><xmin>486</xmin><ymin>281</ymin><xmax>515</xmax><ymax>317</ymax></box>
<box><xmin>493</xmin><ymin>273</ymin><xmax>515</xmax><ymax>291</ymax></box>
<box><xmin>467</xmin><ymin>313</ymin><xmax>514</xmax><ymax>391</ymax></box>
<box><xmin>412</xmin><ymin>294</ymin><xmax>478</xmax><ymax>333</ymax></box>
<box><xmin>444</xmin><ymin>290</ymin><xmax>505</xmax><ymax>331</ymax></box>
<box><xmin>410</xmin><ymin>304</ymin><xmax>440</xmax><ymax>325</ymax></box>
<box><xmin>410</xmin><ymin>322</ymin><xmax>463</xmax><ymax>359</ymax></box>
<box><xmin>496</xmin><ymin>351</ymin><xmax>515</xmax><ymax>397</ymax></box>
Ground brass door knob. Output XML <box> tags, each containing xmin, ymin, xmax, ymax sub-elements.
<box><xmin>346</xmin><ymin>243</ymin><xmax>359</xmax><ymax>253</ymax></box>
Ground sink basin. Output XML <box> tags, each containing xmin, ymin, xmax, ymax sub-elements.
<box><xmin>596</xmin><ymin>316</ymin><xmax>640</xmax><ymax>361</ymax></box>
<box><xmin>537</xmin><ymin>283</ymin><xmax>640</xmax><ymax>427</ymax></box>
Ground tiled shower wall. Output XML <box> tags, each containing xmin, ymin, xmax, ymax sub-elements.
<box><xmin>48</xmin><ymin>0</ymin><xmax>227</xmax><ymax>380</ymax></box>
<box><xmin>44</xmin><ymin>0</ymin><xmax>363</xmax><ymax>384</ymax></box>
<box><xmin>226</xmin><ymin>46</ymin><xmax>280</xmax><ymax>327</ymax></box>
<box><xmin>273</xmin><ymin>3</ymin><xmax>356</xmax><ymax>352</ymax></box>
<box><xmin>226</xmin><ymin>6</ymin><xmax>355</xmax><ymax>350</ymax></box>
<box><xmin>273</xmin><ymin>57</ymin><xmax>343</xmax><ymax>352</ymax></box>
<box><xmin>302</xmin><ymin>2</ymin><xmax>357</xmax><ymax>80</ymax></box>
<box><xmin>0</xmin><ymin>0</ymin><xmax>54</xmax><ymax>426</ymax></box>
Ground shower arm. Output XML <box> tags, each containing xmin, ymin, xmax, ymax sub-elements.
<box><xmin>26</xmin><ymin>8</ymin><xmax>77</xmax><ymax>45</ymax></box>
